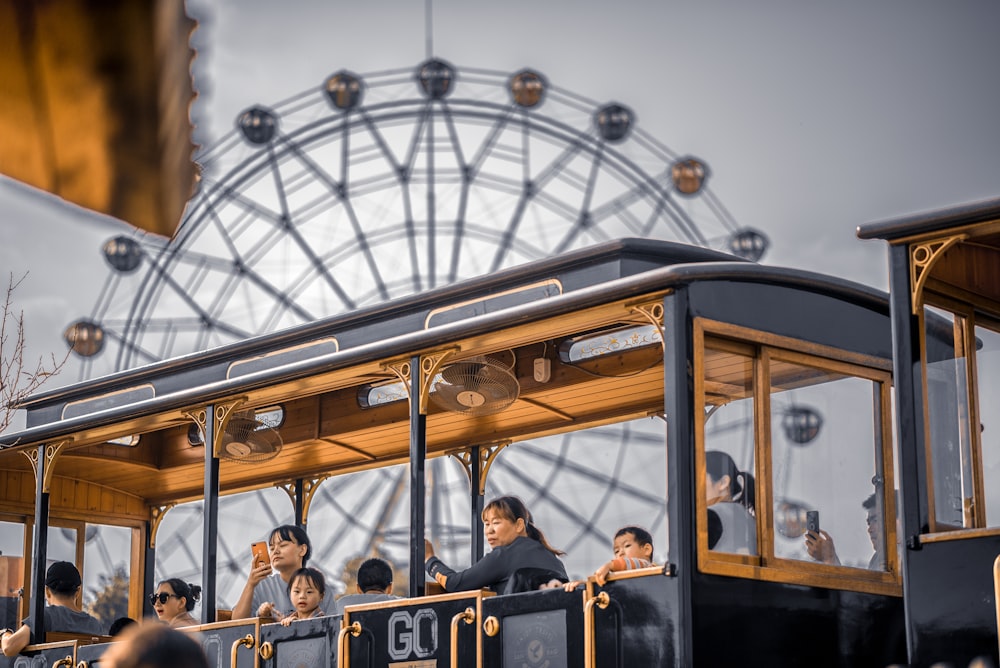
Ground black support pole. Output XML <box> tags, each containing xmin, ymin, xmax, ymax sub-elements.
<box><xmin>294</xmin><ymin>478</ymin><xmax>305</xmax><ymax>528</ymax></box>
<box><xmin>663</xmin><ymin>290</ymin><xmax>693</xmax><ymax>665</ymax></box>
<box><xmin>470</xmin><ymin>445</ymin><xmax>485</xmax><ymax>563</ymax></box>
<box><xmin>886</xmin><ymin>243</ymin><xmax>925</xmax><ymax>666</ymax></box>
<box><xmin>28</xmin><ymin>444</ymin><xmax>49</xmax><ymax>643</ymax></box>
<box><xmin>143</xmin><ymin>521</ymin><xmax>156</xmax><ymax>620</ymax></box>
<box><xmin>201</xmin><ymin>407</ymin><xmax>220</xmax><ymax>623</ymax></box>
<box><xmin>409</xmin><ymin>356</ymin><xmax>427</xmax><ymax>597</ymax></box>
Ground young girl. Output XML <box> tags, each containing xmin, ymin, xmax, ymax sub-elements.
<box><xmin>563</xmin><ymin>526</ymin><xmax>655</xmax><ymax>590</ymax></box>
<box><xmin>279</xmin><ymin>567</ymin><xmax>327</xmax><ymax>625</ymax></box>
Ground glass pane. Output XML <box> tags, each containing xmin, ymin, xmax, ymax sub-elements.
<box><xmin>924</xmin><ymin>306</ymin><xmax>973</xmax><ymax>528</ymax></box>
<box><xmin>488</xmin><ymin>419</ymin><xmax>668</xmax><ymax>581</ymax></box>
<box><xmin>82</xmin><ymin>524</ymin><xmax>131</xmax><ymax>628</ymax></box>
<box><xmin>770</xmin><ymin>359</ymin><xmax>886</xmax><ymax>570</ymax></box>
<box><xmin>702</xmin><ymin>345</ymin><xmax>757</xmax><ymax>555</ymax></box>
<box><xmin>974</xmin><ymin>324</ymin><xmax>1000</xmax><ymax>526</ymax></box>
<box><xmin>47</xmin><ymin>525</ymin><xmax>78</xmax><ymax>563</ymax></box>
<box><xmin>0</xmin><ymin>520</ymin><xmax>25</xmax><ymax>629</ymax></box>
<box><xmin>155</xmin><ymin>487</ymin><xmax>293</xmax><ymax>611</ymax></box>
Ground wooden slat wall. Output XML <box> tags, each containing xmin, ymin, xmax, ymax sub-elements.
<box><xmin>0</xmin><ymin>470</ymin><xmax>147</xmax><ymax>522</ymax></box>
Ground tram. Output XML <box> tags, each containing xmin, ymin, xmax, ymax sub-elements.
<box><xmin>1</xmin><ymin>197</ymin><xmax>999</xmax><ymax>667</ymax></box>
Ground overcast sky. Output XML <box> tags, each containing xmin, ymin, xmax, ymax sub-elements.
<box><xmin>3</xmin><ymin>0</ymin><xmax>1000</xmax><ymax>424</ymax></box>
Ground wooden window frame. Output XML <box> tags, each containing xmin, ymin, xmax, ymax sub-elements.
<box><xmin>694</xmin><ymin>318</ymin><xmax>900</xmax><ymax>596</ymax></box>
<box><xmin>920</xmin><ymin>293</ymin><xmax>1000</xmax><ymax>532</ymax></box>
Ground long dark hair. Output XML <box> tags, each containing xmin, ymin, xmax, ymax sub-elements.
<box><xmin>160</xmin><ymin>579</ymin><xmax>201</xmax><ymax>612</ymax></box>
<box><xmin>706</xmin><ymin>450</ymin><xmax>756</xmax><ymax>515</ymax></box>
<box><xmin>269</xmin><ymin>525</ymin><xmax>312</xmax><ymax>566</ymax></box>
<box><xmin>483</xmin><ymin>495</ymin><xmax>565</xmax><ymax>556</ymax></box>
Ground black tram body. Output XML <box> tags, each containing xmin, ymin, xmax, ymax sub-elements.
<box><xmin>0</xmin><ymin>203</ymin><xmax>998</xmax><ymax>667</ymax></box>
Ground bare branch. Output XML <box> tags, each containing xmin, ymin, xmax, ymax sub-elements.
<box><xmin>1</xmin><ymin>272</ymin><xmax>70</xmax><ymax>435</ymax></box>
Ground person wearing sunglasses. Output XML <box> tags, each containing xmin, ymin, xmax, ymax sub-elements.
<box><xmin>1</xmin><ymin>561</ymin><xmax>104</xmax><ymax>657</ymax></box>
<box><xmin>149</xmin><ymin>579</ymin><xmax>201</xmax><ymax>628</ymax></box>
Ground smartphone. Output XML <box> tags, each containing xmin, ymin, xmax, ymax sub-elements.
<box><xmin>806</xmin><ymin>510</ymin><xmax>820</xmax><ymax>534</ymax></box>
<box><xmin>251</xmin><ymin>541</ymin><xmax>270</xmax><ymax>569</ymax></box>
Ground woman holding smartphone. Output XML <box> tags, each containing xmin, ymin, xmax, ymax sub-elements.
<box><xmin>231</xmin><ymin>524</ymin><xmax>333</xmax><ymax>621</ymax></box>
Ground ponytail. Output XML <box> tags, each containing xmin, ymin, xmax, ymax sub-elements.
<box><xmin>161</xmin><ymin>579</ymin><xmax>201</xmax><ymax>612</ymax></box>
<box><xmin>706</xmin><ymin>450</ymin><xmax>756</xmax><ymax>516</ymax></box>
<box><xmin>484</xmin><ymin>495</ymin><xmax>565</xmax><ymax>557</ymax></box>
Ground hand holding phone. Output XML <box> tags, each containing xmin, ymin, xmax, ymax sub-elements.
<box><xmin>251</xmin><ymin>541</ymin><xmax>271</xmax><ymax>570</ymax></box>
<box><xmin>806</xmin><ymin>510</ymin><xmax>820</xmax><ymax>534</ymax></box>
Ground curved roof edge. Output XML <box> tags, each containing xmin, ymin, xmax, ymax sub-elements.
<box><xmin>857</xmin><ymin>196</ymin><xmax>1000</xmax><ymax>241</ymax></box>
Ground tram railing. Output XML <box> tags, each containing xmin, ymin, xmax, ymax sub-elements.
<box><xmin>2</xmin><ymin>638</ymin><xmax>76</xmax><ymax>668</ymax></box>
<box><xmin>1</xmin><ymin>567</ymin><xmax>680</xmax><ymax>668</ymax></box>
<box><xmin>339</xmin><ymin>591</ymin><xmax>491</xmax><ymax>668</ymax></box>
<box><xmin>182</xmin><ymin>618</ymin><xmax>265</xmax><ymax>668</ymax></box>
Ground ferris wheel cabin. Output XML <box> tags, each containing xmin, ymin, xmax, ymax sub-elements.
<box><xmin>1</xmin><ymin>209</ymin><xmax>999</xmax><ymax>666</ymax></box>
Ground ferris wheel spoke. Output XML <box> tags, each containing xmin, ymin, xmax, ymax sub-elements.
<box><xmin>526</xmin><ymin>139</ymin><xmax>586</xmax><ymax>196</ymax></box>
<box><xmin>489</xmin><ymin>188</ymin><xmax>533</xmax><ymax>273</ymax></box>
<box><xmin>513</xmin><ymin>444</ymin><xmax>664</xmax><ymax>506</ymax></box>
<box><xmin>448</xmin><ymin>172</ymin><xmax>471</xmax><ymax>283</ymax></box>
<box><xmin>700</xmin><ymin>187</ymin><xmax>740</xmax><ymax>233</ymax></box>
<box><xmin>466</xmin><ymin>105</ymin><xmax>516</xmax><ymax>180</ymax></box>
<box><xmin>552</xmin><ymin>142</ymin><xmax>606</xmax><ymax>254</ymax></box>
<box><xmin>263</xmin><ymin>144</ymin><xmax>359</xmax><ymax>311</ymax></box>
<box><xmin>277</xmin><ymin>135</ymin><xmax>391</xmax><ymax>302</ymax></box>
<box><xmin>138</xmin><ymin>252</ymin><xmax>257</xmax><ymax>340</ymax></box>
<box><xmin>426</xmin><ymin>105</ymin><xmax>437</xmax><ymax>288</ymax></box>
<box><xmin>496</xmin><ymin>460</ymin><xmax>606</xmax><ymax>547</ymax></box>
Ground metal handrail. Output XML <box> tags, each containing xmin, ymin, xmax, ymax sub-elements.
<box><xmin>583</xmin><ymin>591</ymin><xmax>610</xmax><ymax>668</ymax></box>
<box><xmin>450</xmin><ymin>607</ymin><xmax>476</xmax><ymax>668</ymax></box>
<box><xmin>230</xmin><ymin>633</ymin><xmax>254</xmax><ymax>667</ymax></box>
<box><xmin>337</xmin><ymin>621</ymin><xmax>362</xmax><ymax>668</ymax></box>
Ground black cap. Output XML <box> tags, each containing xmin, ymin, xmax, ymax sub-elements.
<box><xmin>45</xmin><ymin>561</ymin><xmax>82</xmax><ymax>592</ymax></box>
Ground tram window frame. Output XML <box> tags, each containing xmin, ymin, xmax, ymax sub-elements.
<box><xmin>0</xmin><ymin>514</ymin><xmax>30</xmax><ymax>623</ymax></box>
<box><xmin>694</xmin><ymin>318</ymin><xmax>900</xmax><ymax>595</ymax></box>
<box><xmin>920</xmin><ymin>294</ymin><xmax>1000</xmax><ymax>535</ymax></box>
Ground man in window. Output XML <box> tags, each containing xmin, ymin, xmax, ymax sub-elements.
<box><xmin>805</xmin><ymin>493</ymin><xmax>885</xmax><ymax>570</ymax></box>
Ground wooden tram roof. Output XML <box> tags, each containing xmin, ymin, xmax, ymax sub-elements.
<box><xmin>858</xmin><ymin>196</ymin><xmax>1000</xmax><ymax>309</ymax></box>
<box><xmin>0</xmin><ymin>0</ymin><xmax>197</xmax><ymax>237</ymax></box>
<box><xmin>0</xmin><ymin>239</ymin><xmax>889</xmax><ymax>511</ymax></box>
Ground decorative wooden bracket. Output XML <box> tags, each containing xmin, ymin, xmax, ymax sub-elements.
<box><xmin>149</xmin><ymin>503</ymin><xmax>177</xmax><ymax>549</ymax></box>
<box><xmin>275</xmin><ymin>476</ymin><xmax>329</xmax><ymax>525</ymax></box>
<box><xmin>451</xmin><ymin>441</ymin><xmax>510</xmax><ymax>496</ymax></box>
<box><xmin>184</xmin><ymin>396</ymin><xmax>249</xmax><ymax>458</ymax></box>
<box><xmin>628</xmin><ymin>300</ymin><xmax>666</xmax><ymax>351</ymax></box>
<box><xmin>20</xmin><ymin>440</ymin><xmax>69</xmax><ymax>493</ymax></box>
<box><xmin>385</xmin><ymin>349</ymin><xmax>458</xmax><ymax>415</ymax></box>
<box><xmin>909</xmin><ymin>235</ymin><xmax>965</xmax><ymax>314</ymax></box>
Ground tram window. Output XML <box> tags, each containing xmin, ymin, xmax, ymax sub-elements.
<box><xmin>47</xmin><ymin>525</ymin><xmax>80</xmax><ymax>564</ymax></box>
<box><xmin>973</xmin><ymin>323</ymin><xmax>1000</xmax><ymax>526</ymax></box>
<box><xmin>697</xmin><ymin>324</ymin><xmax>897</xmax><ymax>591</ymax></box>
<box><xmin>0</xmin><ymin>520</ymin><xmax>26</xmax><ymax>629</ymax></box>
<box><xmin>155</xmin><ymin>487</ymin><xmax>294</xmax><ymax>610</ymax></box>
<box><xmin>923</xmin><ymin>305</ymin><xmax>979</xmax><ymax>530</ymax></box>
<box><xmin>486</xmin><ymin>419</ymin><xmax>669</xmax><ymax>581</ymax></box>
<box><xmin>701</xmin><ymin>342</ymin><xmax>757</xmax><ymax>556</ymax></box>
<box><xmin>769</xmin><ymin>358</ymin><xmax>887</xmax><ymax>570</ymax></box>
<box><xmin>82</xmin><ymin>524</ymin><xmax>132</xmax><ymax>628</ymax></box>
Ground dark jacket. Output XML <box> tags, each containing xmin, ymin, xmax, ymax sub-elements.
<box><xmin>426</xmin><ymin>536</ymin><xmax>567</xmax><ymax>594</ymax></box>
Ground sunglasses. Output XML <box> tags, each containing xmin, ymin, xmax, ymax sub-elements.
<box><xmin>148</xmin><ymin>592</ymin><xmax>179</xmax><ymax>605</ymax></box>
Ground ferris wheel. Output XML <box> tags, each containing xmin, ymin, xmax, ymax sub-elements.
<box><xmin>62</xmin><ymin>59</ymin><xmax>769</xmax><ymax>601</ymax></box>
<box><xmin>64</xmin><ymin>58</ymin><xmax>766</xmax><ymax>375</ymax></box>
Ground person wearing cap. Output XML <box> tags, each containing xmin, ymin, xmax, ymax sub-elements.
<box><xmin>1</xmin><ymin>561</ymin><xmax>104</xmax><ymax>657</ymax></box>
